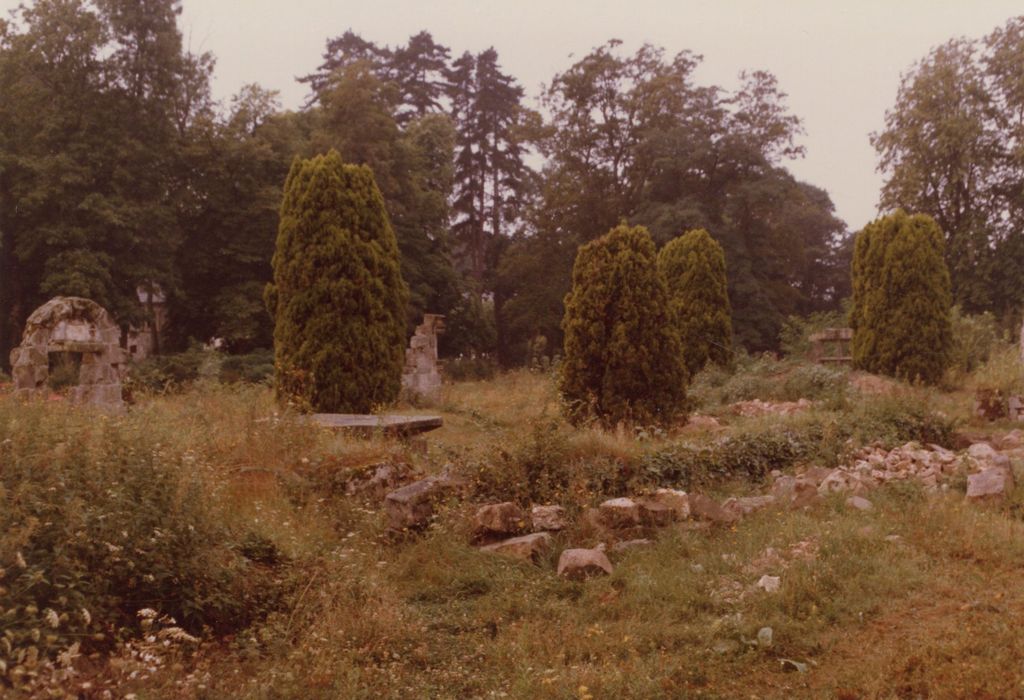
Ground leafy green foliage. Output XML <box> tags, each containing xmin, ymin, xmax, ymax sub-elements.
<box><xmin>560</xmin><ymin>224</ymin><xmax>687</xmax><ymax>426</ymax></box>
<box><xmin>949</xmin><ymin>306</ymin><xmax>1001</xmax><ymax>375</ymax></box>
<box><xmin>0</xmin><ymin>398</ymin><xmax>289</xmax><ymax>678</ymax></box>
<box><xmin>266</xmin><ymin>152</ymin><xmax>408</xmax><ymax>412</ymax></box>
<box><xmin>779</xmin><ymin>308</ymin><xmax>849</xmax><ymax>357</ymax></box>
<box><xmin>525</xmin><ymin>42</ymin><xmax>850</xmax><ymax>354</ymax></box>
<box><xmin>658</xmin><ymin>229</ymin><xmax>733</xmax><ymax>375</ymax></box>
<box><xmin>873</xmin><ymin>18</ymin><xmax>1024</xmax><ymax>317</ymax></box>
<box><xmin>641</xmin><ymin>426</ymin><xmax>822</xmax><ymax>488</ymax></box>
<box><xmin>688</xmin><ymin>354</ymin><xmax>847</xmax><ymax>409</ymax></box>
<box><xmin>851</xmin><ymin>211</ymin><xmax>953</xmax><ymax>384</ymax></box>
<box><xmin>851</xmin><ymin>393</ymin><xmax>958</xmax><ymax>447</ymax></box>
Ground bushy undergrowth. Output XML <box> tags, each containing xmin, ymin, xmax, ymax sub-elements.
<box><xmin>0</xmin><ymin>389</ymin><xmax>303</xmax><ymax>688</ymax></box>
<box><xmin>688</xmin><ymin>354</ymin><xmax>848</xmax><ymax>409</ymax></box>
<box><xmin>444</xmin><ymin>355</ymin><xmax>499</xmax><ymax>382</ymax></box>
<box><xmin>968</xmin><ymin>343</ymin><xmax>1024</xmax><ymax>396</ymax></box>
<box><xmin>849</xmin><ymin>392</ymin><xmax>958</xmax><ymax>447</ymax></box>
<box><xmin>778</xmin><ymin>309</ymin><xmax>848</xmax><ymax>357</ymax></box>
<box><xmin>460</xmin><ymin>386</ymin><xmax>957</xmax><ymax>504</ymax></box>
<box><xmin>128</xmin><ymin>348</ymin><xmax>275</xmax><ymax>393</ymax></box>
<box><xmin>949</xmin><ymin>307</ymin><xmax>1001</xmax><ymax>376</ymax></box>
<box><xmin>641</xmin><ymin>422</ymin><xmax>834</xmax><ymax>489</ymax></box>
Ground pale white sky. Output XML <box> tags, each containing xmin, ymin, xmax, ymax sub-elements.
<box><xmin>8</xmin><ymin>0</ymin><xmax>1023</xmax><ymax>231</ymax></box>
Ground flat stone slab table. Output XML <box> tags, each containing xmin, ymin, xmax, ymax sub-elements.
<box><xmin>308</xmin><ymin>413</ymin><xmax>443</xmax><ymax>437</ymax></box>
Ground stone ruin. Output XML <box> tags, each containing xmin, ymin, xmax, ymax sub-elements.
<box><xmin>808</xmin><ymin>327</ymin><xmax>853</xmax><ymax>365</ymax></box>
<box><xmin>9</xmin><ymin>296</ymin><xmax>126</xmax><ymax>410</ymax></box>
<box><xmin>401</xmin><ymin>314</ymin><xmax>444</xmax><ymax>403</ymax></box>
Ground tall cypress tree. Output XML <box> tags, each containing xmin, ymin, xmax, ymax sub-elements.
<box><xmin>851</xmin><ymin>211</ymin><xmax>952</xmax><ymax>383</ymax></box>
<box><xmin>560</xmin><ymin>223</ymin><xmax>687</xmax><ymax>427</ymax></box>
<box><xmin>265</xmin><ymin>151</ymin><xmax>408</xmax><ymax>412</ymax></box>
<box><xmin>658</xmin><ymin>229</ymin><xmax>733</xmax><ymax>376</ymax></box>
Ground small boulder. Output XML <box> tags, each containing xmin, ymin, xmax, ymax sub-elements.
<box><xmin>651</xmin><ymin>488</ymin><xmax>691</xmax><ymax>519</ymax></box>
<box><xmin>756</xmin><ymin>574</ymin><xmax>781</xmax><ymax>593</ymax></box>
<box><xmin>789</xmin><ymin>479</ymin><xmax>822</xmax><ymax>509</ymax></box>
<box><xmin>480</xmin><ymin>532</ymin><xmax>552</xmax><ymax>561</ymax></box>
<box><xmin>722</xmin><ymin>495</ymin><xmax>775</xmax><ymax>519</ymax></box>
<box><xmin>557</xmin><ymin>548</ymin><xmax>614</xmax><ymax>579</ymax></box>
<box><xmin>385</xmin><ymin>475</ymin><xmax>456</xmax><ymax>530</ymax></box>
<box><xmin>967</xmin><ymin>442</ymin><xmax>999</xmax><ymax>461</ymax></box>
<box><xmin>474</xmin><ymin>502</ymin><xmax>527</xmax><ymax>535</ymax></box>
<box><xmin>967</xmin><ymin>467</ymin><xmax>1014</xmax><ymax>503</ymax></box>
<box><xmin>800</xmin><ymin>466</ymin><xmax>833</xmax><ymax>486</ymax></box>
<box><xmin>999</xmin><ymin>429</ymin><xmax>1024</xmax><ymax>450</ymax></box>
<box><xmin>690</xmin><ymin>494</ymin><xmax>740</xmax><ymax>524</ymax></box>
<box><xmin>531</xmin><ymin>505</ymin><xmax>567</xmax><ymax>531</ymax></box>
<box><xmin>818</xmin><ymin>469</ymin><xmax>853</xmax><ymax>495</ymax></box>
<box><xmin>346</xmin><ymin>461</ymin><xmax>418</xmax><ymax>500</ymax></box>
<box><xmin>771</xmin><ymin>475</ymin><xmax>797</xmax><ymax>499</ymax></box>
<box><xmin>598</xmin><ymin>497</ymin><xmax>642</xmax><ymax>528</ymax></box>
<box><xmin>686</xmin><ymin>414</ymin><xmax>721</xmax><ymax>430</ymax></box>
<box><xmin>635</xmin><ymin>489</ymin><xmax>690</xmax><ymax>525</ymax></box>
<box><xmin>846</xmin><ymin>495</ymin><xmax>873</xmax><ymax>511</ymax></box>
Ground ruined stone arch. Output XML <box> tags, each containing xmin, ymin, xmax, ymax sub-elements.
<box><xmin>9</xmin><ymin>296</ymin><xmax>126</xmax><ymax>409</ymax></box>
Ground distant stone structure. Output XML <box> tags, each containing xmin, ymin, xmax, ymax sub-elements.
<box><xmin>9</xmin><ymin>297</ymin><xmax>126</xmax><ymax>409</ymax></box>
<box><xmin>809</xmin><ymin>327</ymin><xmax>853</xmax><ymax>365</ymax></box>
<box><xmin>401</xmin><ymin>314</ymin><xmax>444</xmax><ymax>403</ymax></box>
<box><xmin>126</xmin><ymin>284</ymin><xmax>168</xmax><ymax>360</ymax></box>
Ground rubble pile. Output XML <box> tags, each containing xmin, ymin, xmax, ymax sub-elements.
<box><xmin>730</xmin><ymin>398</ymin><xmax>813</xmax><ymax>418</ymax></box>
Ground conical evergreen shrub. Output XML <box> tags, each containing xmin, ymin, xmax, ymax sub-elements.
<box><xmin>560</xmin><ymin>223</ymin><xmax>687</xmax><ymax>427</ymax></box>
<box><xmin>265</xmin><ymin>151</ymin><xmax>408</xmax><ymax>412</ymax></box>
<box><xmin>850</xmin><ymin>210</ymin><xmax>952</xmax><ymax>384</ymax></box>
<box><xmin>658</xmin><ymin>229</ymin><xmax>733</xmax><ymax>376</ymax></box>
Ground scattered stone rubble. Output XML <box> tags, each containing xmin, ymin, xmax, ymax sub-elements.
<box><xmin>378</xmin><ymin>431</ymin><xmax>1021</xmax><ymax>582</ymax></box>
<box><xmin>730</xmin><ymin>398</ymin><xmax>812</xmax><ymax>418</ymax></box>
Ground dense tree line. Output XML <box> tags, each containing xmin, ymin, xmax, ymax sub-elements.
<box><xmin>0</xmin><ymin>0</ymin><xmax>855</xmax><ymax>371</ymax></box>
<box><xmin>873</xmin><ymin>16</ymin><xmax>1024</xmax><ymax>326</ymax></box>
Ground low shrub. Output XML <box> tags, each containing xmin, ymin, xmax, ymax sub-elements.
<box><xmin>639</xmin><ymin>421</ymin><xmax>833</xmax><ymax>489</ymax></box>
<box><xmin>688</xmin><ymin>355</ymin><xmax>846</xmax><ymax>409</ymax></box>
<box><xmin>0</xmin><ymin>398</ymin><xmax>291</xmax><ymax>685</ymax></box>
<box><xmin>779</xmin><ymin>309</ymin><xmax>848</xmax><ymax>358</ymax></box>
<box><xmin>850</xmin><ymin>392</ymin><xmax>958</xmax><ymax>447</ymax></box>
<box><xmin>128</xmin><ymin>348</ymin><xmax>276</xmax><ymax>394</ymax></box>
<box><xmin>968</xmin><ymin>344</ymin><xmax>1024</xmax><ymax>397</ymax></box>
<box><xmin>464</xmin><ymin>419</ymin><xmax>632</xmax><ymax>505</ymax></box>
<box><xmin>220</xmin><ymin>349</ymin><xmax>275</xmax><ymax>384</ymax></box>
<box><xmin>445</xmin><ymin>355</ymin><xmax>499</xmax><ymax>382</ymax></box>
<box><xmin>949</xmin><ymin>307</ymin><xmax>1001</xmax><ymax>376</ymax></box>
<box><xmin>126</xmin><ymin>347</ymin><xmax>207</xmax><ymax>393</ymax></box>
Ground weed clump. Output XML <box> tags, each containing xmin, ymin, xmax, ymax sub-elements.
<box><xmin>0</xmin><ymin>398</ymin><xmax>292</xmax><ymax>683</ymax></box>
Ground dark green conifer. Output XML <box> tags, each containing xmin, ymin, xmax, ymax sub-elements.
<box><xmin>658</xmin><ymin>229</ymin><xmax>733</xmax><ymax>376</ymax></box>
<box><xmin>559</xmin><ymin>223</ymin><xmax>687</xmax><ymax>426</ymax></box>
<box><xmin>850</xmin><ymin>210</ymin><xmax>952</xmax><ymax>383</ymax></box>
<box><xmin>265</xmin><ymin>151</ymin><xmax>408</xmax><ymax>412</ymax></box>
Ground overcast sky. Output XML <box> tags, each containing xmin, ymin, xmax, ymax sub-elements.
<box><xmin>9</xmin><ymin>0</ymin><xmax>1023</xmax><ymax>231</ymax></box>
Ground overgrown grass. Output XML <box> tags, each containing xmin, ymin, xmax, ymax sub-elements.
<box><xmin>5</xmin><ymin>354</ymin><xmax>1024</xmax><ymax>697</ymax></box>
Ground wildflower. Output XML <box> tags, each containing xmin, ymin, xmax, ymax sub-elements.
<box><xmin>138</xmin><ymin>608</ymin><xmax>159</xmax><ymax>620</ymax></box>
<box><xmin>44</xmin><ymin>608</ymin><xmax>60</xmax><ymax>629</ymax></box>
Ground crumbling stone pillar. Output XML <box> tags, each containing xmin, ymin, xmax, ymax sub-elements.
<box><xmin>9</xmin><ymin>297</ymin><xmax>126</xmax><ymax>410</ymax></box>
<box><xmin>401</xmin><ymin>314</ymin><xmax>444</xmax><ymax>403</ymax></box>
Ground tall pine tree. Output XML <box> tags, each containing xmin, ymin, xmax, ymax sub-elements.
<box><xmin>449</xmin><ymin>48</ymin><xmax>532</xmax><ymax>285</ymax></box>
